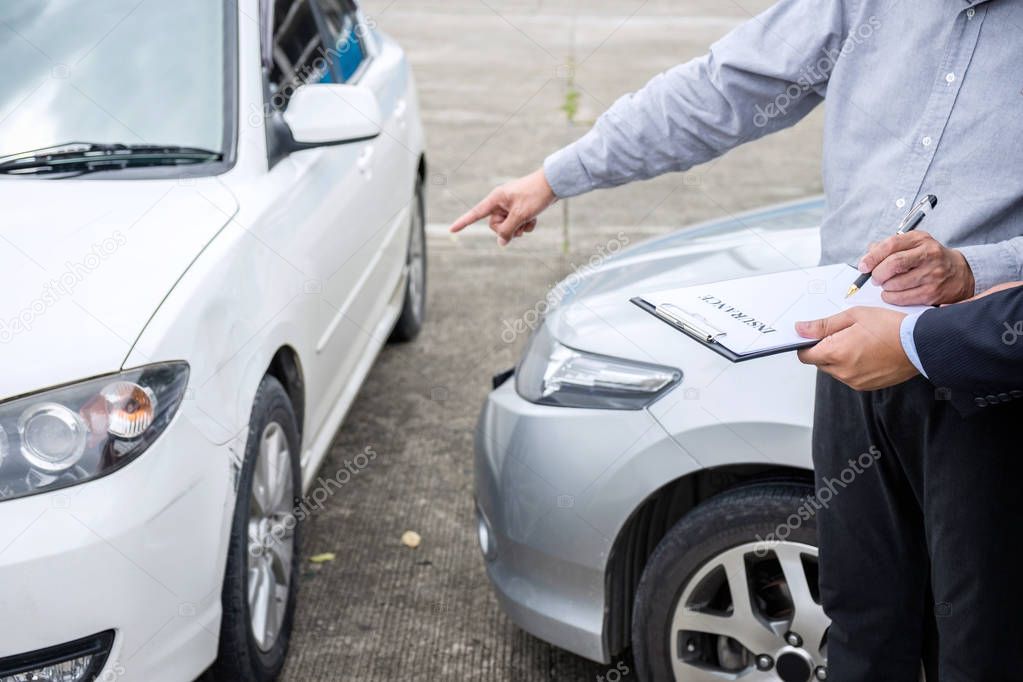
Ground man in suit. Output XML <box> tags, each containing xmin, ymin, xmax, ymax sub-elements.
<box><xmin>796</xmin><ymin>282</ymin><xmax>1023</xmax><ymax>678</ymax></box>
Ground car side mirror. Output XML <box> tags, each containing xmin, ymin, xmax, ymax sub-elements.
<box><xmin>283</xmin><ymin>83</ymin><xmax>382</xmax><ymax>148</ymax></box>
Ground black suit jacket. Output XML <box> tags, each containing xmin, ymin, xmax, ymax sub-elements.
<box><xmin>915</xmin><ymin>286</ymin><xmax>1023</xmax><ymax>416</ymax></box>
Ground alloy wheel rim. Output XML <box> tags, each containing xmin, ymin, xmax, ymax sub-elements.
<box><xmin>247</xmin><ymin>421</ymin><xmax>295</xmax><ymax>652</ymax></box>
<box><xmin>670</xmin><ymin>541</ymin><xmax>828</xmax><ymax>681</ymax></box>
<box><xmin>407</xmin><ymin>196</ymin><xmax>425</xmax><ymax>323</ymax></box>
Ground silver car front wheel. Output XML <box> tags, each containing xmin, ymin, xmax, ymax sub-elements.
<box><xmin>671</xmin><ymin>541</ymin><xmax>828</xmax><ymax>681</ymax></box>
<box><xmin>632</xmin><ymin>484</ymin><xmax>829</xmax><ymax>682</ymax></box>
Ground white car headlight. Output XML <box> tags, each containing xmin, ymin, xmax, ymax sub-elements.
<box><xmin>0</xmin><ymin>362</ymin><xmax>189</xmax><ymax>502</ymax></box>
<box><xmin>516</xmin><ymin>324</ymin><xmax>680</xmax><ymax>410</ymax></box>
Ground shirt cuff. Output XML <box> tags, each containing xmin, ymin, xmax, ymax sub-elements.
<box><xmin>958</xmin><ymin>242</ymin><xmax>1021</xmax><ymax>294</ymax></box>
<box><xmin>899</xmin><ymin>311</ymin><xmax>928</xmax><ymax>379</ymax></box>
<box><xmin>543</xmin><ymin>135</ymin><xmax>597</xmax><ymax>199</ymax></box>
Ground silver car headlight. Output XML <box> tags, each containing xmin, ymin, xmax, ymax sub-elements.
<box><xmin>0</xmin><ymin>362</ymin><xmax>189</xmax><ymax>502</ymax></box>
<box><xmin>516</xmin><ymin>324</ymin><xmax>680</xmax><ymax>410</ymax></box>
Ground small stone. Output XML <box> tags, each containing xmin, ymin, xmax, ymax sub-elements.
<box><xmin>401</xmin><ymin>531</ymin><xmax>422</xmax><ymax>549</ymax></box>
<box><xmin>309</xmin><ymin>552</ymin><xmax>336</xmax><ymax>564</ymax></box>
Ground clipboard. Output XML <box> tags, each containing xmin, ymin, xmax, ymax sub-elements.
<box><xmin>630</xmin><ymin>264</ymin><xmax>930</xmax><ymax>363</ymax></box>
<box><xmin>630</xmin><ymin>296</ymin><xmax>816</xmax><ymax>363</ymax></box>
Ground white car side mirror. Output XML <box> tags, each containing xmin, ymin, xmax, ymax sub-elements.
<box><xmin>283</xmin><ymin>83</ymin><xmax>382</xmax><ymax>146</ymax></box>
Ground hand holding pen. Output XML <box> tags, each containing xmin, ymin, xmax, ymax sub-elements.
<box><xmin>847</xmin><ymin>194</ymin><xmax>976</xmax><ymax>306</ymax></box>
<box><xmin>846</xmin><ymin>195</ymin><xmax>937</xmax><ymax>297</ymax></box>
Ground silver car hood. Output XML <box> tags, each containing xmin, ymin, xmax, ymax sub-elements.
<box><xmin>546</xmin><ymin>198</ymin><xmax>826</xmax><ymax>367</ymax></box>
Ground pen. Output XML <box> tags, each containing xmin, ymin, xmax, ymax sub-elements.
<box><xmin>846</xmin><ymin>194</ymin><xmax>938</xmax><ymax>298</ymax></box>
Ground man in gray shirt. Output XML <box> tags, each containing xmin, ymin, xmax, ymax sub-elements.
<box><xmin>451</xmin><ymin>1</ymin><xmax>1023</xmax><ymax>680</ymax></box>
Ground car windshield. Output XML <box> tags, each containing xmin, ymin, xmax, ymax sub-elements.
<box><xmin>0</xmin><ymin>0</ymin><xmax>229</xmax><ymax>173</ymax></box>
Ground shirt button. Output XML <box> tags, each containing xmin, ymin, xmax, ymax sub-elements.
<box><xmin>945</xmin><ymin>72</ymin><xmax>955</xmax><ymax>84</ymax></box>
<box><xmin>967</xmin><ymin>8</ymin><xmax>976</xmax><ymax>18</ymax></box>
<box><xmin>895</xmin><ymin>198</ymin><xmax>906</xmax><ymax>209</ymax></box>
<box><xmin>922</xmin><ymin>136</ymin><xmax>933</xmax><ymax>147</ymax></box>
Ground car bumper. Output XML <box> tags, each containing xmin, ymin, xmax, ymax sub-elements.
<box><xmin>474</xmin><ymin>377</ymin><xmax>691</xmax><ymax>663</ymax></box>
<box><xmin>0</xmin><ymin>410</ymin><xmax>235</xmax><ymax>682</ymax></box>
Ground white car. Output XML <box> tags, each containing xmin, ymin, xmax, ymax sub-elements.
<box><xmin>0</xmin><ymin>1</ymin><xmax>425</xmax><ymax>681</ymax></box>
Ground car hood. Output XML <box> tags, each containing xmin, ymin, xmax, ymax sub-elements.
<box><xmin>546</xmin><ymin>198</ymin><xmax>827</xmax><ymax>367</ymax></box>
<box><xmin>0</xmin><ymin>177</ymin><xmax>237</xmax><ymax>400</ymax></box>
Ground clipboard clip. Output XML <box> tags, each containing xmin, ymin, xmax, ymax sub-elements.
<box><xmin>653</xmin><ymin>304</ymin><xmax>727</xmax><ymax>343</ymax></box>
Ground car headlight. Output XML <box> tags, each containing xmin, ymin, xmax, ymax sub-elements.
<box><xmin>0</xmin><ymin>362</ymin><xmax>189</xmax><ymax>502</ymax></box>
<box><xmin>516</xmin><ymin>324</ymin><xmax>680</xmax><ymax>409</ymax></box>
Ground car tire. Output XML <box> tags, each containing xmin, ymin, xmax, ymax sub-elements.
<box><xmin>211</xmin><ymin>375</ymin><xmax>302</xmax><ymax>682</ymax></box>
<box><xmin>389</xmin><ymin>181</ymin><xmax>427</xmax><ymax>343</ymax></box>
<box><xmin>631</xmin><ymin>483</ymin><xmax>828</xmax><ymax>682</ymax></box>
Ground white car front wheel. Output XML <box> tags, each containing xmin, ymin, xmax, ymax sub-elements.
<box><xmin>212</xmin><ymin>376</ymin><xmax>302</xmax><ymax>682</ymax></box>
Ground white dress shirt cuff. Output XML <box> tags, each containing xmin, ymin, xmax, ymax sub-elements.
<box><xmin>899</xmin><ymin>311</ymin><xmax>929</xmax><ymax>379</ymax></box>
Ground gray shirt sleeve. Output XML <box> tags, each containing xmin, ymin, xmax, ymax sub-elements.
<box><xmin>959</xmin><ymin>240</ymin><xmax>1023</xmax><ymax>294</ymax></box>
<box><xmin>544</xmin><ymin>0</ymin><xmax>850</xmax><ymax>198</ymax></box>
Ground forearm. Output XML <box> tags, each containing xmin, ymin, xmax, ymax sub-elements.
<box><xmin>544</xmin><ymin>0</ymin><xmax>848</xmax><ymax>198</ymax></box>
<box><xmin>914</xmin><ymin>287</ymin><xmax>1023</xmax><ymax>393</ymax></box>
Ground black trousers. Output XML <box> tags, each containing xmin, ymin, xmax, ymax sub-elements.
<box><xmin>813</xmin><ymin>372</ymin><xmax>1023</xmax><ymax>682</ymax></box>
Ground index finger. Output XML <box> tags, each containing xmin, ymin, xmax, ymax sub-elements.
<box><xmin>449</xmin><ymin>194</ymin><xmax>497</xmax><ymax>233</ymax></box>
<box><xmin>870</xmin><ymin>244</ymin><xmax>927</xmax><ymax>286</ymax></box>
<box><xmin>796</xmin><ymin>338</ymin><xmax>834</xmax><ymax>367</ymax></box>
<box><xmin>858</xmin><ymin>232</ymin><xmax>924</xmax><ymax>273</ymax></box>
<box><xmin>796</xmin><ymin>345</ymin><xmax>824</xmax><ymax>366</ymax></box>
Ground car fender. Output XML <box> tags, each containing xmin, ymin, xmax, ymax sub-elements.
<box><xmin>123</xmin><ymin>209</ymin><xmax>314</xmax><ymax>452</ymax></box>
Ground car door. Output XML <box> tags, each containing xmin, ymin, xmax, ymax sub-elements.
<box><xmin>260</xmin><ymin>0</ymin><xmax>393</xmax><ymax>454</ymax></box>
<box><xmin>310</xmin><ymin>0</ymin><xmax>415</xmax><ymax>342</ymax></box>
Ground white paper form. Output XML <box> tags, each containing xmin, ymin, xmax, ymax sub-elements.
<box><xmin>636</xmin><ymin>264</ymin><xmax>931</xmax><ymax>357</ymax></box>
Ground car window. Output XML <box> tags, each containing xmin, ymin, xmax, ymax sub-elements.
<box><xmin>268</xmin><ymin>0</ymin><xmax>327</xmax><ymax>108</ymax></box>
<box><xmin>0</xmin><ymin>0</ymin><xmax>227</xmax><ymax>159</ymax></box>
<box><xmin>313</xmin><ymin>0</ymin><xmax>367</xmax><ymax>83</ymax></box>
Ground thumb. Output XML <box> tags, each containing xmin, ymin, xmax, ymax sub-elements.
<box><xmin>796</xmin><ymin>310</ymin><xmax>855</xmax><ymax>339</ymax></box>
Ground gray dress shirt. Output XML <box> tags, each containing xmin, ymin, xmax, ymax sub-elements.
<box><xmin>544</xmin><ymin>0</ymin><xmax>1022</xmax><ymax>292</ymax></box>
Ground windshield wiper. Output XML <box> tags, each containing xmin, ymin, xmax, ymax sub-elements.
<box><xmin>0</xmin><ymin>142</ymin><xmax>223</xmax><ymax>176</ymax></box>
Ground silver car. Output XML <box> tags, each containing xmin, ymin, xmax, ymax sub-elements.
<box><xmin>475</xmin><ymin>198</ymin><xmax>834</xmax><ymax>682</ymax></box>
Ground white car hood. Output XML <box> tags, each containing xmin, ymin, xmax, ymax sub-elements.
<box><xmin>547</xmin><ymin>199</ymin><xmax>827</xmax><ymax>367</ymax></box>
<box><xmin>0</xmin><ymin>177</ymin><xmax>237</xmax><ymax>401</ymax></box>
